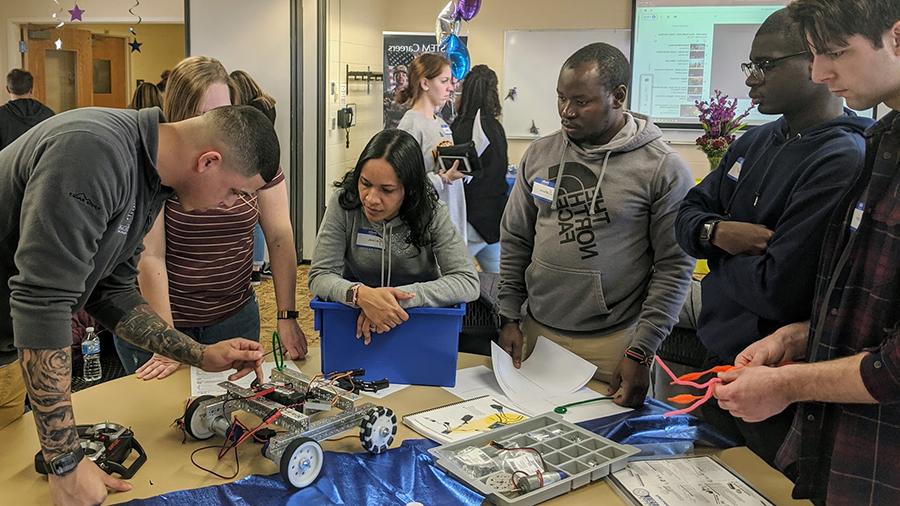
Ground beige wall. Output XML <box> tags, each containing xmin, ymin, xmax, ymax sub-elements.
<box><xmin>325</xmin><ymin>0</ymin><xmax>390</xmax><ymax>192</ymax></box>
<box><xmin>73</xmin><ymin>23</ymin><xmax>184</xmax><ymax>100</ymax></box>
<box><xmin>325</xmin><ymin>0</ymin><xmax>711</xmax><ymax>179</ymax></box>
<box><xmin>1</xmin><ymin>0</ymin><xmax>183</xmax><ymax>78</ymax></box>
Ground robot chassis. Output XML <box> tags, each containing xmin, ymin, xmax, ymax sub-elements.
<box><xmin>182</xmin><ymin>367</ymin><xmax>398</xmax><ymax>488</ymax></box>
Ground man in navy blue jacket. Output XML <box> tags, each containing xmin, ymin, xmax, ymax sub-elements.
<box><xmin>674</xmin><ymin>8</ymin><xmax>872</xmax><ymax>467</ymax></box>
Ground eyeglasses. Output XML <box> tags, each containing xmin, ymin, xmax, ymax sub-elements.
<box><xmin>740</xmin><ymin>51</ymin><xmax>809</xmax><ymax>80</ymax></box>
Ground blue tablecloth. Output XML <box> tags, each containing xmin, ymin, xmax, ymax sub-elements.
<box><xmin>126</xmin><ymin>397</ymin><xmax>736</xmax><ymax>506</ymax></box>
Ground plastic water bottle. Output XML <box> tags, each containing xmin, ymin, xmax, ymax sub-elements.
<box><xmin>82</xmin><ymin>327</ymin><xmax>102</xmax><ymax>382</ymax></box>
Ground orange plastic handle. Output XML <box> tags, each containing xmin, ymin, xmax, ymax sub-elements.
<box><xmin>676</xmin><ymin>365</ymin><xmax>735</xmax><ymax>382</ymax></box>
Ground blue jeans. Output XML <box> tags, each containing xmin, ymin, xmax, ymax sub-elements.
<box><xmin>466</xmin><ymin>222</ymin><xmax>500</xmax><ymax>273</ymax></box>
<box><xmin>253</xmin><ymin>223</ymin><xmax>266</xmax><ymax>265</ymax></box>
<box><xmin>114</xmin><ymin>296</ymin><xmax>261</xmax><ymax>374</ymax></box>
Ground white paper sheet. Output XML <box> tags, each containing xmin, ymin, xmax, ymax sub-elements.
<box><xmin>447</xmin><ymin>365</ymin><xmax>631</xmax><ymax>424</ymax></box>
<box><xmin>611</xmin><ymin>456</ymin><xmax>774</xmax><ymax>506</ymax></box>
<box><xmin>190</xmin><ymin>360</ymin><xmax>301</xmax><ymax>397</ymax></box>
<box><xmin>491</xmin><ymin>337</ymin><xmax>596</xmax><ymax>404</ymax></box>
<box><xmin>472</xmin><ymin>109</ymin><xmax>491</xmax><ymax>156</ymax></box>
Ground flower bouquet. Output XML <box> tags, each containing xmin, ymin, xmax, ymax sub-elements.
<box><xmin>695</xmin><ymin>90</ymin><xmax>754</xmax><ymax>170</ymax></box>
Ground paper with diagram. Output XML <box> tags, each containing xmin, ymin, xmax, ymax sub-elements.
<box><xmin>402</xmin><ymin>394</ymin><xmax>529</xmax><ymax>444</ymax></box>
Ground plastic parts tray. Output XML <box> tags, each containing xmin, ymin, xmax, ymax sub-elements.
<box><xmin>429</xmin><ymin>412</ymin><xmax>639</xmax><ymax>505</ymax></box>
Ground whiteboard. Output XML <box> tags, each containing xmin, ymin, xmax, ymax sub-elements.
<box><xmin>502</xmin><ymin>29</ymin><xmax>631</xmax><ymax>139</ymax></box>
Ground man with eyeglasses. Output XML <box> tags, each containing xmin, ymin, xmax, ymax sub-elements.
<box><xmin>710</xmin><ymin>1</ymin><xmax>900</xmax><ymax>503</ymax></box>
<box><xmin>674</xmin><ymin>7</ymin><xmax>871</xmax><ymax>468</ymax></box>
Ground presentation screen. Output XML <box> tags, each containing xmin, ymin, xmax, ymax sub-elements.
<box><xmin>629</xmin><ymin>0</ymin><xmax>874</xmax><ymax>128</ymax></box>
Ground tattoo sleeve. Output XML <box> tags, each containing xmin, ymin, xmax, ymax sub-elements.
<box><xmin>115</xmin><ymin>304</ymin><xmax>205</xmax><ymax>367</ymax></box>
<box><xmin>18</xmin><ymin>348</ymin><xmax>79</xmax><ymax>460</ymax></box>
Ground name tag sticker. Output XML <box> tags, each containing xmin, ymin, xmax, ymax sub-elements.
<box><xmin>440</xmin><ymin>124</ymin><xmax>453</xmax><ymax>137</ymax></box>
<box><xmin>531</xmin><ymin>177</ymin><xmax>556</xmax><ymax>203</ymax></box>
<box><xmin>850</xmin><ymin>201</ymin><xmax>864</xmax><ymax>231</ymax></box>
<box><xmin>727</xmin><ymin>157</ymin><xmax>743</xmax><ymax>180</ymax></box>
<box><xmin>356</xmin><ymin>229</ymin><xmax>383</xmax><ymax>250</ymax></box>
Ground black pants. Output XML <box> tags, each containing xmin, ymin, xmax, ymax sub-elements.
<box><xmin>701</xmin><ymin>353</ymin><xmax>796</xmax><ymax>471</ymax></box>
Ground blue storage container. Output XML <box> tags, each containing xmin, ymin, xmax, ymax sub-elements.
<box><xmin>312</xmin><ymin>297</ymin><xmax>465</xmax><ymax>387</ymax></box>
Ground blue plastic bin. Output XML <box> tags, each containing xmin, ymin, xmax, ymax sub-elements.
<box><xmin>312</xmin><ymin>297</ymin><xmax>465</xmax><ymax>387</ymax></box>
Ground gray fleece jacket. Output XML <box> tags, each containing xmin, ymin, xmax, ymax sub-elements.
<box><xmin>309</xmin><ymin>190</ymin><xmax>479</xmax><ymax>308</ymax></box>
<box><xmin>0</xmin><ymin>107</ymin><xmax>172</xmax><ymax>366</ymax></box>
<box><xmin>499</xmin><ymin>113</ymin><xmax>694</xmax><ymax>354</ymax></box>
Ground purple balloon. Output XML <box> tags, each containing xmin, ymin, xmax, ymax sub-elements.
<box><xmin>455</xmin><ymin>0</ymin><xmax>481</xmax><ymax>21</ymax></box>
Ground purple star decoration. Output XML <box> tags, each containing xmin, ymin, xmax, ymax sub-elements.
<box><xmin>129</xmin><ymin>40</ymin><xmax>142</xmax><ymax>53</ymax></box>
<box><xmin>68</xmin><ymin>4</ymin><xmax>85</xmax><ymax>22</ymax></box>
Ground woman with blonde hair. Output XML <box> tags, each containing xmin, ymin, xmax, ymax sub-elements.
<box><xmin>114</xmin><ymin>56</ymin><xmax>307</xmax><ymax>378</ymax></box>
<box><xmin>397</xmin><ymin>53</ymin><xmax>468</xmax><ymax>244</ymax></box>
<box><xmin>128</xmin><ymin>82</ymin><xmax>162</xmax><ymax>110</ymax></box>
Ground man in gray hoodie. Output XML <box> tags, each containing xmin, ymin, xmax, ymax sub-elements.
<box><xmin>0</xmin><ymin>105</ymin><xmax>276</xmax><ymax>505</ymax></box>
<box><xmin>498</xmin><ymin>43</ymin><xmax>695</xmax><ymax>407</ymax></box>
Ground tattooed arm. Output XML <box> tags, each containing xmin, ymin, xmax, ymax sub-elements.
<box><xmin>113</xmin><ymin>304</ymin><xmax>204</xmax><ymax>366</ymax></box>
<box><xmin>18</xmin><ymin>348</ymin><xmax>78</xmax><ymax>460</ymax></box>
<box><xmin>114</xmin><ymin>303</ymin><xmax>265</xmax><ymax>380</ymax></box>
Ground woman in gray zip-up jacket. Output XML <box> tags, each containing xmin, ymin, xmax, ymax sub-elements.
<box><xmin>309</xmin><ymin>129</ymin><xmax>479</xmax><ymax>342</ymax></box>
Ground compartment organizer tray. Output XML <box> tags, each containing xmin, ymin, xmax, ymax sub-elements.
<box><xmin>428</xmin><ymin>412</ymin><xmax>639</xmax><ymax>505</ymax></box>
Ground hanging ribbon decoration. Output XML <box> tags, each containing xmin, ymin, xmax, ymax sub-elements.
<box><xmin>128</xmin><ymin>0</ymin><xmax>143</xmax><ymax>53</ymax></box>
<box><xmin>49</xmin><ymin>0</ymin><xmax>64</xmax><ymax>49</ymax></box>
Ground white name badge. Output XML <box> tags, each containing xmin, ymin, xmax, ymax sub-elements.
<box><xmin>356</xmin><ymin>229</ymin><xmax>383</xmax><ymax>250</ymax></box>
<box><xmin>727</xmin><ymin>157</ymin><xmax>743</xmax><ymax>181</ymax></box>
<box><xmin>531</xmin><ymin>177</ymin><xmax>556</xmax><ymax>203</ymax></box>
<box><xmin>850</xmin><ymin>201</ymin><xmax>864</xmax><ymax>232</ymax></box>
<box><xmin>440</xmin><ymin>123</ymin><xmax>453</xmax><ymax>137</ymax></box>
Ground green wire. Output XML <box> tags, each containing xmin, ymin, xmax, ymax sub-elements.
<box><xmin>553</xmin><ymin>396</ymin><xmax>615</xmax><ymax>414</ymax></box>
<box><xmin>272</xmin><ymin>331</ymin><xmax>284</xmax><ymax>370</ymax></box>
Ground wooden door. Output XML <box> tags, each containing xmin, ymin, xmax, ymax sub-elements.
<box><xmin>21</xmin><ymin>25</ymin><xmax>93</xmax><ymax>112</ymax></box>
<box><xmin>91</xmin><ymin>35</ymin><xmax>127</xmax><ymax>108</ymax></box>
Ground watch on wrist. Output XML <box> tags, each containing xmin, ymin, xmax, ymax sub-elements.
<box><xmin>345</xmin><ymin>283</ymin><xmax>361</xmax><ymax>307</ymax></box>
<box><xmin>276</xmin><ymin>310</ymin><xmax>299</xmax><ymax>320</ymax></box>
<box><xmin>47</xmin><ymin>447</ymin><xmax>85</xmax><ymax>476</ymax></box>
<box><xmin>624</xmin><ymin>346</ymin><xmax>654</xmax><ymax>368</ymax></box>
<box><xmin>699</xmin><ymin>219</ymin><xmax>721</xmax><ymax>248</ymax></box>
<box><xmin>498</xmin><ymin>315</ymin><xmax>520</xmax><ymax>330</ymax></box>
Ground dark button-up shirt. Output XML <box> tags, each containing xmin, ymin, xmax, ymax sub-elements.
<box><xmin>776</xmin><ymin>111</ymin><xmax>900</xmax><ymax>505</ymax></box>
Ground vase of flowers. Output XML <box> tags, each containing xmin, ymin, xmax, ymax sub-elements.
<box><xmin>695</xmin><ymin>90</ymin><xmax>754</xmax><ymax>171</ymax></box>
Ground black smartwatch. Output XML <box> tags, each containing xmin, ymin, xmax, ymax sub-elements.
<box><xmin>276</xmin><ymin>310</ymin><xmax>299</xmax><ymax>320</ymax></box>
<box><xmin>498</xmin><ymin>315</ymin><xmax>520</xmax><ymax>330</ymax></box>
<box><xmin>47</xmin><ymin>447</ymin><xmax>85</xmax><ymax>476</ymax></box>
<box><xmin>699</xmin><ymin>219</ymin><xmax>721</xmax><ymax>248</ymax></box>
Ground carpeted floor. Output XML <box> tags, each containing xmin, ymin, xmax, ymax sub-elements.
<box><xmin>255</xmin><ymin>264</ymin><xmax>318</xmax><ymax>354</ymax></box>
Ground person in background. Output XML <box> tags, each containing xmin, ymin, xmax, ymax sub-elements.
<box><xmin>0</xmin><ymin>69</ymin><xmax>54</xmax><ymax>151</ymax></box>
<box><xmin>309</xmin><ymin>129</ymin><xmax>478</xmax><ymax>344</ymax></box>
<box><xmin>128</xmin><ymin>82</ymin><xmax>163</xmax><ymax>110</ymax></box>
<box><xmin>714</xmin><ymin>1</ymin><xmax>900</xmax><ymax>503</ymax></box>
<box><xmin>113</xmin><ymin>56</ymin><xmax>307</xmax><ymax>379</ymax></box>
<box><xmin>674</xmin><ymin>8</ymin><xmax>871</xmax><ymax>468</ymax></box>
<box><xmin>451</xmin><ymin>64</ymin><xmax>509</xmax><ymax>273</ymax></box>
<box><xmin>0</xmin><ymin>103</ymin><xmax>272</xmax><ymax>505</ymax></box>
<box><xmin>156</xmin><ymin>69</ymin><xmax>171</xmax><ymax>93</ymax></box>
<box><xmin>383</xmin><ymin>64</ymin><xmax>409</xmax><ymax>129</ymax></box>
<box><xmin>230</xmin><ymin>69</ymin><xmax>278</xmax><ymax>284</ymax></box>
<box><xmin>397</xmin><ymin>53</ymin><xmax>468</xmax><ymax>244</ymax></box>
<box><xmin>498</xmin><ymin>43</ymin><xmax>694</xmax><ymax>408</ymax></box>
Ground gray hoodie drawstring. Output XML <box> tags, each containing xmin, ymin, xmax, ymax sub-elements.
<box><xmin>589</xmin><ymin>151</ymin><xmax>612</xmax><ymax>216</ymax></box>
<box><xmin>550</xmin><ymin>140</ymin><xmax>569</xmax><ymax>210</ymax></box>
<box><xmin>379</xmin><ymin>223</ymin><xmax>393</xmax><ymax>287</ymax></box>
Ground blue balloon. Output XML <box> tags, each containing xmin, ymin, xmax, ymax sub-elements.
<box><xmin>439</xmin><ymin>33</ymin><xmax>461</xmax><ymax>53</ymax></box>
<box><xmin>441</xmin><ymin>34</ymin><xmax>470</xmax><ymax>80</ymax></box>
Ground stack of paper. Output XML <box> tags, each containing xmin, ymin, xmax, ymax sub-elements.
<box><xmin>489</xmin><ymin>337</ymin><xmax>631</xmax><ymax>421</ymax></box>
